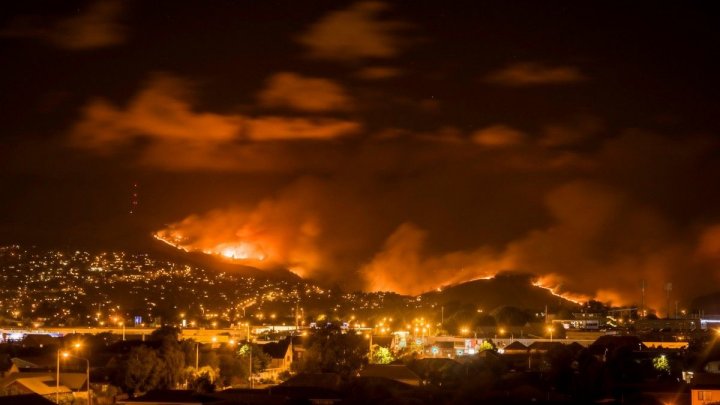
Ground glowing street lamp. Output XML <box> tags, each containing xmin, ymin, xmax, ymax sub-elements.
<box><xmin>58</xmin><ymin>348</ymin><xmax>91</xmax><ymax>405</ymax></box>
<box><xmin>547</xmin><ymin>326</ymin><xmax>554</xmax><ymax>342</ymax></box>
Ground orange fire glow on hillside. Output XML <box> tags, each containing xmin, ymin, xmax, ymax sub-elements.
<box><xmin>153</xmin><ymin>231</ymin><xmax>268</xmax><ymax>265</ymax></box>
<box><xmin>155</xmin><ymin>226</ymin><xmax>591</xmax><ymax>304</ymax></box>
<box><xmin>531</xmin><ymin>275</ymin><xmax>589</xmax><ymax>305</ymax></box>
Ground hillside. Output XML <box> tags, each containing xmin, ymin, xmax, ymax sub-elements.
<box><xmin>421</xmin><ymin>273</ymin><xmax>581</xmax><ymax>313</ymax></box>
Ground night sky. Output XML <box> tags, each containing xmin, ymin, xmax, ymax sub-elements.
<box><xmin>2</xmin><ymin>1</ymin><xmax>720</xmax><ymax>312</ymax></box>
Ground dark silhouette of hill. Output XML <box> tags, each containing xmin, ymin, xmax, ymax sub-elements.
<box><xmin>419</xmin><ymin>272</ymin><xmax>580</xmax><ymax>311</ymax></box>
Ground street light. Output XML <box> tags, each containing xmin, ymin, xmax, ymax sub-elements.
<box><xmin>58</xmin><ymin>350</ymin><xmax>91</xmax><ymax>405</ymax></box>
<box><xmin>547</xmin><ymin>326</ymin><xmax>554</xmax><ymax>342</ymax></box>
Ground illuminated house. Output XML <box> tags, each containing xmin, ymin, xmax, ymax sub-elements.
<box><xmin>690</xmin><ymin>373</ymin><xmax>720</xmax><ymax>405</ymax></box>
<box><xmin>258</xmin><ymin>337</ymin><xmax>293</xmax><ymax>380</ymax></box>
<box><xmin>0</xmin><ymin>373</ymin><xmax>78</xmax><ymax>403</ymax></box>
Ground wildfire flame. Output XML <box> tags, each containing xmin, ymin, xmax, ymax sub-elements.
<box><xmin>531</xmin><ymin>275</ymin><xmax>589</xmax><ymax>305</ymax></box>
<box><xmin>153</xmin><ymin>232</ymin><xmax>267</xmax><ymax>264</ymax></box>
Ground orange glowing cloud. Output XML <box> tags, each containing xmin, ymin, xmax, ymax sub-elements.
<box><xmin>355</xmin><ymin>66</ymin><xmax>402</xmax><ymax>80</ymax></box>
<box><xmin>70</xmin><ymin>74</ymin><xmax>361</xmax><ymax>170</ymax></box>
<box><xmin>71</xmin><ymin>75</ymin><xmax>242</xmax><ymax>149</ymax></box>
<box><xmin>258</xmin><ymin>72</ymin><xmax>354</xmax><ymax>112</ymax></box>
<box><xmin>297</xmin><ymin>1</ymin><xmax>406</xmax><ymax>61</ymax></box>
<box><xmin>471</xmin><ymin>125</ymin><xmax>526</xmax><ymax>148</ymax></box>
<box><xmin>485</xmin><ymin>62</ymin><xmax>586</xmax><ymax>86</ymax></box>
<box><xmin>246</xmin><ymin>116</ymin><xmax>360</xmax><ymax>141</ymax></box>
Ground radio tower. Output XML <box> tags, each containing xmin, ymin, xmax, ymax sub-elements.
<box><xmin>129</xmin><ymin>182</ymin><xmax>139</xmax><ymax>214</ymax></box>
<box><xmin>640</xmin><ymin>279</ymin><xmax>645</xmax><ymax>319</ymax></box>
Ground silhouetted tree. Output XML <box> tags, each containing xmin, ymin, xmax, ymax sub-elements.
<box><xmin>159</xmin><ymin>338</ymin><xmax>185</xmax><ymax>388</ymax></box>
<box><xmin>294</xmin><ymin>323</ymin><xmax>366</xmax><ymax>377</ymax></box>
<box><xmin>218</xmin><ymin>350</ymin><xmax>247</xmax><ymax>386</ymax></box>
<box><xmin>122</xmin><ymin>345</ymin><xmax>166</xmax><ymax>394</ymax></box>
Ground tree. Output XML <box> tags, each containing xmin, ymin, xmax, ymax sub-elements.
<box><xmin>294</xmin><ymin>323</ymin><xmax>367</xmax><ymax>377</ymax></box>
<box><xmin>218</xmin><ymin>351</ymin><xmax>247</xmax><ymax>387</ymax></box>
<box><xmin>187</xmin><ymin>366</ymin><xmax>218</xmax><ymax>393</ymax></box>
<box><xmin>159</xmin><ymin>338</ymin><xmax>185</xmax><ymax>388</ymax></box>
<box><xmin>477</xmin><ymin>340</ymin><xmax>495</xmax><ymax>352</ymax></box>
<box><xmin>371</xmin><ymin>346</ymin><xmax>394</xmax><ymax>364</ymax></box>
<box><xmin>653</xmin><ymin>354</ymin><xmax>670</xmax><ymax>374</ymax></box>
<box><xmin>123</xmin><ymin>345</ymin><xmax>166</xmax><ymax>394</ymax></box>
<box><xmin>238</xmin><ymin>343</ymin><xmax>270</xmax><ymax>373</ymax></box>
